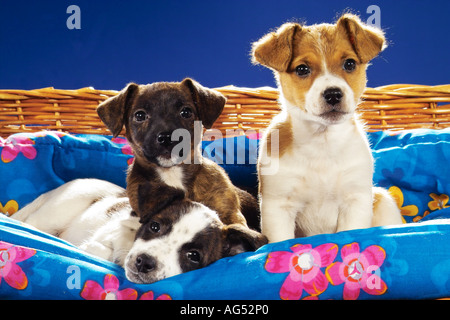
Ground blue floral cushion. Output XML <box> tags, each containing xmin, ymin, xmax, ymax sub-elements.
<box><xmin>1</xmin><ymin>128</ymin><xmax>450</xmax><ymax>300</ymax></box>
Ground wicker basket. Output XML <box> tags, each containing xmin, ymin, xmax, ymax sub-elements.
<box><xmin>0</xmin><ymin>84</ymin><xmax>449</xmax><ymax>139</ymax></box>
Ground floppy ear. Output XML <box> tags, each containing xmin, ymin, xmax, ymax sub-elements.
<box><xmin>97</xmin><ymin>83</ymin><xmax>139</xmax><ymax>137</ymax></box>
<box><xmin>222</xmin><ymin>224</ymin><xmax>268</xmax><ymax>257</ymax></box>
<box><xmin>337</xmin><ymin>13</ymin><xmax>386</xmax><ymax>63</ymax></box>
<box><xmin>251</xmin><ymin>22</ymin><xmax>302</xmax><ymax>72</ymax></box>
<box><xmin>181</xmin><ymin>78</ymin><xmax>226</xmax><ymax>129</ymax></box>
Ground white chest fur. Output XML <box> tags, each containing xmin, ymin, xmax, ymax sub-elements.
<box><xmin>260</xmin><ymin>110</ymin><xmax>375</xmax><ymax>239</ymax></box>
<box><xmin>156</xmin><ymin>166</ymin><xmax>186</xmax><ymax>191</ymax></box>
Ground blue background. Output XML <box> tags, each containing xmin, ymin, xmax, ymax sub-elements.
<box><xmin>0</xmin><ymin>0</ymin><xmax>448</xmax><ymax>90</ymax></box>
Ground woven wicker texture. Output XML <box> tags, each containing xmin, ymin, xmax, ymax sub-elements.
<box><xmin>0</xmin><ymin>84</ymin><xmax>449</xmax><ymax>138</ymax></box>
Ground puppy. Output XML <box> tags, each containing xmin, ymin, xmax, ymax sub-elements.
<box><xmin>252</xmin><ymin>14</ymin><xmax>403</xmax><ymax>243</ymax></box>
<box><xmin>125</xmin><ymin>199</ymin><xmax>266</xmax><ymax>284</ymax></box>
<box><xmin>13</xmin><ymin>179</ymin><xmax>266</xmax><ymax>284</ymax></box>
<box><xmin>97</xmin><ymin>78</ymin><xmax>261</xmax><ymax>229</ymax></box>
<box><xmin>12</xmin><ymin>179</ymin><xmax>139</xmax><ymax>266</ymax></box>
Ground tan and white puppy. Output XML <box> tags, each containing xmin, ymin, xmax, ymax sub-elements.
<box><xmin>252</xmin><ymin>14</ymin><xmax>403</xmax><ymax>243</ymax></box>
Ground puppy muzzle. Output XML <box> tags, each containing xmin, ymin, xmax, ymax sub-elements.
<box><xmin>317</xmin><ymin>87</ymin><xmax>351</xmax><ymax>123</ymax></box>
<box><xmin>141</xmin><ymin>130</ymin><xmax>186</xmax><ymax>167</ymax></box>
<box><xmin>125</xmin><ymin>253</ymin><xmax>162</xmax><ymax>284</ymax></box>
<box><xmin>156</xmin><ymin>131</ymin><xmax>177</xmax><ymax>148</ymax></box>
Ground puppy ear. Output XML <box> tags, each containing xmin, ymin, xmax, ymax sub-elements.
<box><xmin>251</xmin><ymin>22</ymin><xmax>301</xmax><ymax>72</ymax></box>
<box><xmin>337</xmin><ymin>13</ymin><xmax>386</xmax><ymax>63</ymax></box>
<box><xmin>222</xmin><ymin>224</ymin><xmax>268</xmax><ymax>257</ymax></box>
<box><xmin>97</xmin><ymin>83</ymin><xmax>139</xmax><ymax>137</ymax></box>
<box><xmin>181</xmin><ymin>78</ymin><xmax>226</xmax><ymax>129</ymax></box>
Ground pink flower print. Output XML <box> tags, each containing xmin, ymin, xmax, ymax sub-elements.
<box><xmin>1</xmin><ymin>135</ymin><xmax>37</xmax><ymax>163</ymax></box>
<box><xmin>325</xmin><ymin>242</ymin><xmax>387</xmax><ymax>300</ymax></box>
<box><xmin>140</xmin><ymin>291</ymin><xmax>172</xmax><ymax>300</ymax></box>
<box><xmin>80</xmin><ymin>274</ymin><xmax>138</xmax><ymax>300</ymax></box>
<box><xmin>0</xmin><ymin>241</ymin><xmax>36</xmax><ymax>290</ymax></box>
<box><xmin>246</xmin><ymin>132</ymin><xmax>263</xmax><ymax>140</ymax></box>
<box><xmin>111</xmin><ymin>137</ymin><xmax>134</xmax><ymax>165</ymax></box>
<box><xmin>265</xmin><ymin>243</ymin><xmax>338</xmax><ymax>300</ymax></box>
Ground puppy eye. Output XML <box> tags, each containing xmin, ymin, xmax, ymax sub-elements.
<box><xmin>343</xmin><ymin>59</ymin><xmax>357</xmax><ymax>72</ymax></box>
<box><xmin>186</xmin><ymin>250</ymin><xmax>201</xmax><ymax>263</ymax></box>
<box><xmin>295</xmin><ymin>64</ymin><xmax>311</xmax><ymax>77</ymax></box>
<box><xmin>134</xmin><ymin>110</ymin><xmax>148</xmax><ymax>122</ymax></box>
<box><xmin>180</xmin><ymin>107</ymin><xmax>193</xmax><ymax>119</ymax></box>
<box><xmin>149</xmin><ymin>221</ymin><xmax>160</xmax><ymax>233</ymax></box>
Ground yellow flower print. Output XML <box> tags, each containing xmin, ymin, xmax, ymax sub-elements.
<box><xmin>388</xmin><ymin>186</ymin><xmax>418</xmax><ymax>223</ymax></box>
<box><xmin>413</xmin><ymin>210</ymin><xmax>431</xmax><ymax>223</ymax></box>
<box><xmin>428</xmin><ymin>193</ymin><xmax>450</xmax><ymax>211</ymax></box>
<box><xmin>0</xmin><ymin>200</ymin><xmax>19</xmax><ymax>216</ymax></box>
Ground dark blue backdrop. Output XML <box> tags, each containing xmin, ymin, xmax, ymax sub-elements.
<box><xmin>0</xmin><ymin>0</ymin><xmax>448</xmax><ymax>90</ymax></box>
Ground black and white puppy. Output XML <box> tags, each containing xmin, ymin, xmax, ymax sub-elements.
<box><xmin>13</xmin><ymin>179</ymin><xmax>266</xmax><ymax>284</ymax></box>
<box><xmin>126</xmin><ymin>199</ymin><xmax>264</xmax><ymax>284</ymax></box>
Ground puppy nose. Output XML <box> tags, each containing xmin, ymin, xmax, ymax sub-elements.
<box><xmin>323</xmin><ymin>88</ymin><xmax>343</xmax><ymax>106</ymax></box>
<box><xmin>135</xmin><ymin>254</ymin><xmax>156</xmax><ymax>273</ymax></box>
<box><xmin>156</xmin><ymin>132</ymin><xmax>172</xmax><ymax>147</ymax></box>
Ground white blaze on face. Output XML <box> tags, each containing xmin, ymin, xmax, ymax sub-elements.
<box><xmin>304</xmin><ymin>71</ymin><xmax>355</xmax><ymax>120</ymax></box>
<box><xmin>125</xmin><ymin>204</ymin><xmax>220</xmax><ymax>283</ymax></box>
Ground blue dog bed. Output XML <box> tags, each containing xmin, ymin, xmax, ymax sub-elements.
<box><xmin>1</xmin><ymin>129</ymin><xmax>450</xmax><ymax>300</ymax></box>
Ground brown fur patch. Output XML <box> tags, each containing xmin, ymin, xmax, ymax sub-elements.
<box><xmin>186</xmin><ymin>158</ymin><xmax>248</xmax><ymax>226</ymax></box>
<box><xmin>276</xmin><ymin>22</ymin><xmax>370</xmax><ymax>109</ymax></box>
<box><xmin>265</xmin><ymin>114</ymin><xmax>293</xmax><ymax>158</ymax></box>
<box><xmin>251</xmin><ymin>23</ymin><xmax>301</xmax><ymax>72</ymax></box>
<box><xmin>106</xmin><ymin>198</ymin><xmax>130</xmax><ymax>217</ymax></box>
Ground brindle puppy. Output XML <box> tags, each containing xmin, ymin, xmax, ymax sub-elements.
<box><xmin>97</xmin><ymin>78</ymin><xmax>262</xmax><ymax>231</ymax></box>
